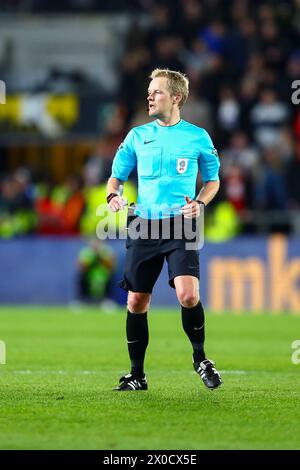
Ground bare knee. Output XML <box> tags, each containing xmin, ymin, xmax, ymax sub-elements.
<box><xmin>176</xmin><ymin>289</ymin><xmax>199</xmax><ymax>308</ymax></box>
<box><xmin>127</xmin><ymin>292</ymin><xmax>151</xmax><ymax>313</ymax></box>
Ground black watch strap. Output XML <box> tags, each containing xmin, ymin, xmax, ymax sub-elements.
<box><xmin>194</xmin><ymin>200</ymin><xmax>205</xmax><ymax>207</ymax></box>
<box><xmin>107</xmin><ymin>193</ymin><xmax>118</xmax><ymax>204</ymax></box>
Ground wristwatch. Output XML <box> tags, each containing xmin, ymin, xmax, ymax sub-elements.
<box><xmin>194</xmin><ymin>200</ymin><xmax>205</xmax><ymax>207</ymax></box>
<box><xmin>106</xmin><ymin>193</ymin><xmax>118</xmax><ymax>203</ymax></box>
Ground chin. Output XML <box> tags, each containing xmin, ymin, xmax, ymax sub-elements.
<box><xmin>149</xmin><ymin>110</ymin><xmax>159</xmax><ymax>118</ymax></box>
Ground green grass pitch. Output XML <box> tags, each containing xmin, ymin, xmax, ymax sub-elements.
<box><xmin>0</xmin><ymin>306</ymin><xmax>300</xmax><ymax>450</ymax></box>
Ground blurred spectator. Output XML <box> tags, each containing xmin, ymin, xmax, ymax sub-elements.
<box><xmin>222</xmin><ymin>166</ymin><xmax>248</xmax><ymax>213</ymax></box>
<box><xmin>77</xmin><ymin>239</ymin><xmax>116</xmax><ymax>303</ymax></box>
<box><xmin>35</xmin><ymin>175</ymin><xmax>85</xmax><ymax>235</ymax></box>
<box><xmin>199</xmin><ymin>53</ymin><xmax>225</xmax><ymax>106</ymax></box>
<box><xmin>222</xmin><ymin>131</ymin><xmax>259</xmax><ymax>177</ymax></box>
<box><xmin>14</xmin><ymin>167</ymin><xmax>35</xmax><ymax>206</ymax></box>
<box><xmin>286</xmin><ymin>141</ymin><xmax>300</xmax><ymax>208</ymax></box>
<box><xmin>277</xmin><ymin>127</ymin><xmax>295</xmax><ymax>161</ymax></box>
<box><xmin>150</xmin><ymin>35</ymin><xmax>185</xmax><ymax>72</ymax></box>
<box><xmin>200</xmin><ymin>20</ymin><xmax>227</xmax><ymax>55</ymax></box>
<box><xmin>239</xmin><ymin>78</ymin><xmax>259</xmax><ymax>133</ymax></box>
<box><xmin>255</xmin><ymin>147</ymin><xmax>288</xmax><ymax>210</ymax></box>
<box><xmin>176</xmin><ymin>0</ymin><xmax>205</xmax><ymax>48</ymax></box>
<box><xmin>62</xmin><ymin>175</ymin><xmax>85</xmax><ymax>235</ymax></box>
<box><xmin>0</xmin><ymin>173</ymin><xmax>35</xmax><ymax>238</ymax></box>
<box><xmin>83</xmin><ymin>140</ymin><xmax>115</xmax><ymax>187</ymax></box>
<box><xmin>217</xmin><ymin>86</ymin><xmax>240</xmax><ymax>133</ymax></box>
<box><xmin>35</xmin><ymin>181</ymin><xmax>65</xmax><ymax>235</ymax></box>
<box><xmin>259</xmin><ymin>20</ymin><xmax>290</xmax><ymax>71</ymax></box>
<box><xmin>225</xmin><ymin>18</ymin><xmax>259</xmax><ymax>77</ymax></box>
<box><xmin>119</xmin><ymin>48</ymin><xmax>151</xmax><ymax>125</ymax></box>
<box><xmin>181</xmin><ymin>88</ymin><xmax>213</xmax><ymax>134</ymax></box>
<box><xmin>286</xmin><ymin>50</ymin><xmax>300</xmax><ymax>87</ymax></box>
<box><xmin>294</xmin><ymin>110</ymin><xmax>300</xmax><ymax>143</ymax></box>
<box><xmin>181</xmin><ymin>38</ymin><xmax>212</xmax><ymax>78</ymax></box>
<box><xmin>145</xmin><ymin>3</ymin><xmax>177</xmax><ymax>47</ymax></box>
<box><xmin>250</xmin><ymin>88</ymin><xmax>289</xmax><ymax>147</ymax></box>
<box><xmin>245</xmin><ymin>52</ymin><xmax>266</xmax><ymax>89</ymax></box>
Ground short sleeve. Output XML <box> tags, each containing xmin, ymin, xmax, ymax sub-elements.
<box><xmin>111</xmin><ymin>129</ymin><xmax>137</xmax><ymax>181</ymax></box>
<box><xmin>198</xmin><ymin>130</ymin><xmax>220</xmax><ymax>182</ymax></box>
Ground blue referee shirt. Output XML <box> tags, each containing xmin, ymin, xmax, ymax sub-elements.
<box><xmin>111</xmin><ymin>119</ymin><xmax>220</xmax><ymax>219</ymax></box>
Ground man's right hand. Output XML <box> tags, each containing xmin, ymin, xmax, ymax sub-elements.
<box><xmin>108</xmin><ymin>195</ymin><xmax>127</xmax><ymax>212</ymax></box>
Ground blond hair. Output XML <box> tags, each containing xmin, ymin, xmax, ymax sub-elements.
<box><xmin>150</xmin><ymin>68</ymin><xmax>189</xmax><ymax>108</ymax></box>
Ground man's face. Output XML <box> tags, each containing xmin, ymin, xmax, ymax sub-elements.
<box><xmin>147</xmin><ymin>77</ymin><xmax>175</xmax><ymax>118</ymax></box>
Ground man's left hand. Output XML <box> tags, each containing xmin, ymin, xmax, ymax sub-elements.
<box><xmin>180</xmin><ymin>196</ymin><xmax>203</xmax><ymax>218</ymax></box>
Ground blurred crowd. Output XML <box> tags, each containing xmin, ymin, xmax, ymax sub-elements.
<box><xmin>118</xmin><ymin>0</ymin><xmax>300</xmax><ymax>217</ymax></box>
<box><xmin>0</xmin><ymin>163</ymin><xmax>137</xmax><ymax>238</ymax></box>
<box><xmin>0</xmin><ymin>0</ymin><xmax>146</xmax><ymax>13</ymax></box>
<box><xmin>1</xmin><ymin>0</ymin><xmax>300</xmax><ymax>237</ymax></box>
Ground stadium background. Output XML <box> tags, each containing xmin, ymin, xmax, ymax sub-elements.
<box><xmin>0</xmin><ymin>0</ymin><xmax>300</xmax><ymax>451</ymax></box>
<box><xmin>1</xmin><ymin>0</ymin><xmax>300</xmax><ymax>311</ymax></box>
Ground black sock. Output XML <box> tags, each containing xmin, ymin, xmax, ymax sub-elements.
<box><xmin>126</xmin><ymin>310</ymin><xmax>149</xmax><ymax>378</ymax></box>
<box><xmin>181</xmin><ymin>301</ymin><xmax>206</xmax><ymax>363</ymax></box>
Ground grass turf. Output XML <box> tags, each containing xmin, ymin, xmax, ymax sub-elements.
<box><xmin>0</xmin><ymin>306</ymin><xmax>299</xmax><ymax>450</ymax></box>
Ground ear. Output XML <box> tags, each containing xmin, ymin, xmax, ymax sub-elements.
<box><xmin>173</xmin><ymin>93</ymin><xmax>182</xmax><ymax>106</ymax></box>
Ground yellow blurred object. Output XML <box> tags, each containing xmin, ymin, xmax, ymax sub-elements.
<box><xmin>205</xmin><ymin>201</ymin><xmax>240</xmax><ymax>242</ymax></box>
<box><xmin>46</xmin><ymin>94</ymin><xmax>79</xmax><ymax>127</ymax></box>
<box><xmin>80</xmin><ymin>180</ymin><xmax>137</xmax><ymax>236</ymax></box>
<box><xmin>0</xmin><ymin>95</ymin><xmax>21</xmax><ymax>123</ymax></box>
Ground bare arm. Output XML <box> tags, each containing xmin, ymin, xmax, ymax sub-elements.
<box><xmin>181</xmin><ymin>180</ymin><xmax>220</xmax><ymax>218</ymax></box>
<box><xmin>107</xmin><ymin>177</ymin><xmax>122</xmax><ymax>196</ymax></box>
<box><xmin>196</xmin><ymin>180</ymin><xmax>220</xmax><ymax>206</ymax></box>
<box><xmin>106</xmin><ymin>177</ymin><xmax>127</xmax><ymax>212</ymax></box>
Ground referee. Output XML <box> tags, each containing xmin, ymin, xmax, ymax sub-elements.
<box><xmin>107</xmin><ymin>68</ymin><xmax>222</xmax><ymax>391</ymax></box>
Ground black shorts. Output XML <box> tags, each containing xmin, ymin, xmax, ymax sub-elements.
<box><xmin>119</xmin><ymin>216</ymin><xmax>200</xmax><ymax>293</ymax></box>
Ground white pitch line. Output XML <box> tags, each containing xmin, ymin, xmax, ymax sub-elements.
<box><xmin>8</xmin><ymin>369</ymin><xmax>249</xmax><ymax>376</ymax></box>
<box><xmin>12</xmin><ymin>370</ymin><xmax>97</xmax><ymax>375</ymax></box>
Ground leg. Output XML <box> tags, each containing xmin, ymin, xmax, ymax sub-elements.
<box><xmin>115</xmin><ymin>239</ymin><xmax>164</xmax><ymax>391</ymax></box>
<box><xmin>114</xmin><ymin>291</ymin><xmax>151</xmax><ymax>391</ymax></box>
<box><xmin>166</xmin><ymin>245</ymin><xmax>204</xmax><ymax>362</ymax></box>
<box><xmin>127</xmin><ymin>291</ymin><xmax>151</xmax><ymax>313</ymax></box>
<box><xmin>123</xmin><ymin>251</ymin><xmax>161</xmax><ymax>381</ymax></box>
<box><xmin>126</xmin><ymin>291</ymin><xmax>151</xmax><ymax>378</ymax></box>
<box><xmin>174</xmin><ymin>275</ymin><xmax>206</xmax><ymax>363</ymax></box>
<box><xmin>174</xmin><ymin>275</ymin><xmax>200</xmax><ymax>308</ymax></box>
<box><xmin>174</xmin><ymin>275</ymin><xmax>222</xmax><ymax>389</ymax></box>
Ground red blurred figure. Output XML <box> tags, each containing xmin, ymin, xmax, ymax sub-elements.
<box><xmin>224</xmin><ymin>166</ymin><xmax>246</xmax><ymax>212</ymax></box>
<box><xmin>35</xmin><ymin>175</ymin><xmax>85</xmax><ymax>235</ymax></box>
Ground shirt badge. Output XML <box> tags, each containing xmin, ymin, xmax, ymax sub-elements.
<box><xmin>176</xmin><ymin>158</ymin><xmax>189</xmax><ymax>174</ymax></box>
